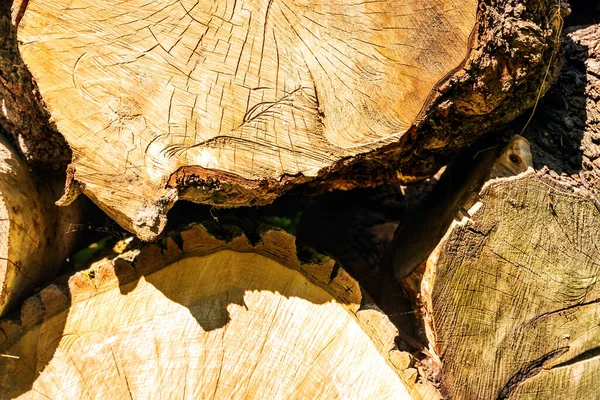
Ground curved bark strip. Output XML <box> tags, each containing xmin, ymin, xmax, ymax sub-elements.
<box><xmin>16</xmin><ymin>0</ymin><xmax>562</xmax><ymax>239</ymax></box>
<box><xmin>402</xmin><ymin>171</ymin><xmax>600</xmax><ymax>399</ymax></box>
<box><xmin>0</xmin><ymin>224</ymin><xmax>440</xmax><ymax>399</ymax></box>
<box><xmin>0</xmin><ymin>135</ymin><xmax>79</xmax><ymax>317</ymax></box>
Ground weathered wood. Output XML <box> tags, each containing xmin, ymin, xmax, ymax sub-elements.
<box><xmin>13</xmin><ymin>0</ymin><xmax>563</xmax><ymax>239</ymax></box>
<box><xmin>0</xmin><ymin>224</ymin><xmax>440</xmax><ymax>399</ymax></box>
<box><xmin>389</xmin><ymin>134</ymin><xmax>533</xmax><ymax>280</ymax></box>
<box><xmin>401</xmin><ymin>171</ymin><xmax>600</xmax><ymax>399</ymax></box>
<box><xmin>0</xmin><ymin>135</ymin><xmax>80</xmax><ymax>317</ymax></box>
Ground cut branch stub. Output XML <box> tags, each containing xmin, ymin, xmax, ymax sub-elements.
<box><xmin>401</xmin><ymin>171</ymin><xmax>600</xmax><ymax>399</ymax></box>
<box><xmin>0</xmin><ymin>225</ymin><xmax>440</xmax><ymax>399</ymax></box>
<box><xmin>16</xmin><ymin>0</ymin><xmax>561</xmax><ymax>239</ymax></box>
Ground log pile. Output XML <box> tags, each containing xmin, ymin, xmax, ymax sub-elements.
<box><xmin>0</xmin><ymin>135</ymin><xmax>80</xmax><ymax>316</ymax></box>
<box><xmin>1</xmin><ymin>0</ymin><xmax>599</xmax><ymax>399</ymax></box>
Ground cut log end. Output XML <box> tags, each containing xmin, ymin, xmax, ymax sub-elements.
<box><xmin>0</xmin><ymin>224</ymin><xmax>440</xmax><ymax>399</ymax></box>
<box><xmin>401</xmin><ymin>171</ymin><xmax>600</xmax><ymax>399</ymax></box>
<box><xmin>14</xmin><ymin>0</ymin><xmax>562</xmax><ymax>239</ymax></box>
<box><xmin>18</xmin><ymin>0</ymin><xmax>478</xmax><ymax>179</ymax></box>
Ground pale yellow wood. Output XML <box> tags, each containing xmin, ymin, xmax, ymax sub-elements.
<box><xmin>0</xmin><ymin>226</ymin><xmax>438</xmax><ymax>399</ymax></box>
<box><xmin>355</xmin><ymin>306</ymin><xmax>442</xmax><ymax>400</ymax></box>
<box><xmin>403</xmin><ymin>171</ymin><xmax>600</xmax><ymax>399</ymax></box>
<box><xmin>489</xmin><ymin>135</ymin><xmax>533</xmax><ymax>179</ymax></box>
<box><xmin>0</xmin><ymin>136</ymin><xmax>79</xmax><ymax>316</ymax></box>
<box><xmin>16</xmin><ymin>0</ymin><xmax>477</xmax><ymax>239</ymax></box>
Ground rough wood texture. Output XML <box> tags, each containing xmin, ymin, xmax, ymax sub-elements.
<box><xmin>0</xmin><ymin>224</ymin><xmax>440</xmax><ymax>399</ymax></box>
<box><xmin>0</xmin><ymin>11</ymin><xmax>70</xmax><ymax>170</ymax></box>
<box><xmin>14</xmin><ymin>0</ymin><xmax>563</xmax><ymax>239</ymax></box>
<box><xmin>0</xmin><ymin>135</ymin><xmax>80</xmax><ymax>317</ymax></box>
<box><xmin>525</xmin><ymin>24</ymin><xmax>600</xmax><ymax>196</ymax></box>
<box><xmin>389</xmin><ymin>134</ymin><xmax>533</xmax><ymax>280</ymax></box>
<box><xmin>402</xmin><ymin>171</ymin><xmax>600</xmax><ymax>399</ymax></box>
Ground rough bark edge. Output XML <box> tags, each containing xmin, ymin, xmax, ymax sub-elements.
<box><xmin>0</xmin><ymin>135</ymin><xmax>82</xmax><ymax>317</ymax></box>
<box><xmin>0</xmin><ymin>223</ymin><xmax>441</xmax><ymax>400</ymax></box>
<box><xmin>0</xmin><ymin>14</ymin><xmax>71</xmax><ymax>171</ymax></box>
<box><xmin>6</xmin><ymin>0</ymin><xmax>565</xmax><ymax>241</ymax></box>
<box><xmin>523</xmin><ymin>23</ymin><xmax>600</xmax><ymax>197</ymax></box>
<box><xmin>114</xmin><ymin>0</ymin><xmax>565</xmax><ymax>240</ymax></box>
<box><xmin>166</xmin><ymin>0</ymin><xmax>564</xmax><ymax>209</ymax></box>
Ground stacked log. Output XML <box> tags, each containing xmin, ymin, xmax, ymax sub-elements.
<box><xmin>0</xmin><ymin>225</ymin><xmax>440</xmax><ymax>399</ymax></box>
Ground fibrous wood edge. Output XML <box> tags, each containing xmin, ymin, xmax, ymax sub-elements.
<box><xmin>0</xmin><ymin>135</ymin><xmax>80</xmax><ymax>317</ymax></box>
<box><xmin>401</xmin><ymin>171</ymin><xmax>600</xmax><ymax>399</ymax></box>
<box><xmin>0</xmin><ymin>224</ymin><xmax>440</xmax><ymax>400</ymax></box>
<box><xmin>15</xmin><ymin>0</ymin><xmax>563</xmax><ymax>240</ymax></box>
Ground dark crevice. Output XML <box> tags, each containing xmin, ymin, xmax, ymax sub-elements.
<box><xmin>466</xmin><ymin>225</ymin><xmax>494</xmax><ymax>237</ymax></box>
<box><xmin>563</xmin><ymin>0</ymin><xmax>600</xmax><ymax>27</ymax></box>
<box><xmin>0</xmin><ymin>0</ymin><xmax>10</xmax><ymax>19</ymax></box>
<box><xmin>525</xmin><ymin>297</ymin><xmax>600</xmax><ymax>327</ymax></box>
<box><xmin>328</xmin><ymin>262</ymin><xmax>341</xmax><ymax>283</ymax></box>
<box><xmin>551</xmin><ymin>346</ymin><xmax>600</xmax><ymax>369</ymax></box>
<box><xmin>169</xmin><ymin>231</ymin><xmax>184</xmax><ymax>252</ymax></box>
<box><xmin>497</xmin><ymin>347</ymin><xmax>569</xmax><ymax>399</ymax></box>
<box><xmin>386</xmin><ymin>133</ymin><xmax>505</xmax><ymax>279</ymax></box>
<box><xmin>295</xmin><ymin>244</ymin><xmax>328</xmax><ymax>266</ymax></box>
<box><xmin>199</xmin><ymin>219</ymin><xmax>248</xmax><ymax>244</ymax></box>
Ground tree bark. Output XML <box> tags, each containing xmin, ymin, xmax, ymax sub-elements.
<box><xmin>0</xmin><ymin>2</ymin><xmax>595</xmax><ymax>399</ymax></box>
<box><xmin>0</xmin><ymin>224</ymin><xmax>440</xmax><ymax>399</ymax></box>
<box><xmin>0</xmin><ymin>15</ymin><xmax>70</xmax><ymax>170</ymax></box>
<box><xmin>389</xmin><ymin>134</ymin><xmax>533</xmax><ymax>280</ymax></box>
<box><xmin>392</xmin><ymin>23</ymin><xmax>600</xmax><ymax>399</ymax></box>
<box><xmin>525</xmin><ymin>24</ymin><xmax>600</xmax><ymax>197</ymax></box>
<box><xmin>10</xmin><ymin>0</ymin><xmax>564</xmax><ymax>239</ymax></box>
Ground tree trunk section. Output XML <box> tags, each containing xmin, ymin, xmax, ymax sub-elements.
<box><xmin>0</xmin><ymin>2</ymin><xmax>595</xmax><ymax>399</ymax></box>
<box><xmin>0</xmin><ymin>14</ymin><xmax>70</xmax><ymax>170</ymax></box>
<box><xmin>401</xmin><ymin>171</ymin><xmax>600</xmax><ymax>399</ymax></box>
<box><xmin>0</xmin><ymin>225</ymin><xmax>440</xmax><ymax>399</ymax></box>
<box><xmin>11</xmin><ymin>0</ymin><xmax>563</xmax><ymax>239</ymax></box>
<box><xmin>389</xmin><ymin>134</ymin><xmax>533</xmax><ymax>280</ymax></box>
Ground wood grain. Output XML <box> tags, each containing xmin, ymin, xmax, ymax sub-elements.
<box><xmin>404</xmin><ymin>171</ymin><xmax>600</xmax><ymax>399</ymax></box>
<box><xmin>17</xmin><ymin>0</ymin><xmax>478</xmax><ymax>239</ymax></box>
<box><xmin>0</xmin><ymin>225</ymin><xmax>441</xmax><ymax>399</ymax></box>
